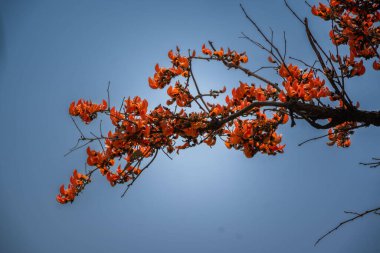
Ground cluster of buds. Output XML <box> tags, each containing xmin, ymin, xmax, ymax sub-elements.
<box><xmin>69</xmin><ymin>99</ymin><xmax>108</xmax><ymax>124</ymax></box>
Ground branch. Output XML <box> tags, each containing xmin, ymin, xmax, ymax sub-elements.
<box><xmin>315</xmin><ymin>207</ymin><xmax>380</xmax><ymax>246</ymax></box>
<box><xmin>216</xmin><ymin>101</ymin><xmax>380</xmax><ymax>130</ymax></box>
<box><xmin>360</xmin><ymin>157</ymin><xmax>380</xmax><ymax>168</ymax></box>
<box><xmin>189</xmin><ymin>59</ymin><xmax>210</xmax><ymax>112</ymax></box>
<box><xmin>207</xmin><ymin>41</ymin><xmax>281</xmax><ymax>91</ymax></box>
<box><xmin>298</xmin><ymin>123</ymin><xmax>367</xmax><ymax>146</ymax></box>
<box><xmin>121</xmin><ymin>149</ymin><xmax>159</xmax><ymax>198</ymax></box>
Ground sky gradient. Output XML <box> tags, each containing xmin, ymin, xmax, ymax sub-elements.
<box><xmin>0</xmin><ymin>0</ymin><xmax>379</xmax><ymax>252</ymax></box>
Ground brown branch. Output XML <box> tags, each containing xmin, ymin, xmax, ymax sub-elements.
<box><xmin>121</xmin><ymin>149</ymin><xmax>159</xmax><ymax>198</ymax></box>
<box><xmin>189</xmin><ymin>59</ymin><xmax>210</xmax><ymax>112</ymax></box>
<box><xmin>298</xmin><ymin>124</ymin><xmax>367</xmax><ymax>146</ymax></box>
<box><xmin>207</xmin><ymin>41</ymin><xmax>281</xmax><ymax>91</ymax></box>
<box><xmin>240</xmin><ymin>4</ymin><xmax>286</xmax><ymax>65</ymax></box>
<box><xmin>315</xmin><ymin>207</ymin><xmax>380</xmax><ymax>246</ymax></box>
<box><xmin>214</xmin><ymin>101</ymin><xmax>380</xmax><ymax>130</ymax></box>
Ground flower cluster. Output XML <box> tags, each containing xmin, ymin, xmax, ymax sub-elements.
<box><xmin>312</xmin><ymin>0</ymin><xmax>380</xmax><ymax>71</ymax></box>
<box><xmin>225</xmin><ymin>81</ymin><xmax>278</xmax><ymax>108</ymax></box>
<box><xmin>277</xmin><ymin>64</ymin><xmax>330</xmax><ymax>102</ymax></box>
<box><xmin>148</xmin><ymin>49</ymin><xmax>190</xmax><ymax>89</ymax></box>
<box><xmin>104</xmin><ymin>165</ymin><xmax>141</xmax><ymax>187</ymax></box>
<box><xmin>202</xmin><ymin>44</ymin><xmax>248</xmax><ymax>65</ymax></box>
<box><xmin>224</xmin><ymin>117</ymin><xmax>285</xmax><ymax>158</ymax></box>
<box><xmin>327</xmin><ymin>121</ymin><xmax>356</xmax><ymax>147</ymax></box>
<box><xmin>166</xmin><ymin>81</ymin><xmax>193</xmax><ymax>107</ymax></box>
<box><xmin>56</xmin><ymin>170</ymin><xmax>90</xmax><ymax>204</ymax></box>
<box><xmin>69</xmin><ymin>99</ymin><xmax>108</xmax><ymax>124</ymax></box>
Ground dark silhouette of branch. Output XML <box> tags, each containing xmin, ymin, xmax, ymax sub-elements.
<box><xmin>360</xmin><ymin>157</ymin><xmax>380</xmax><ymax>168</ymax></box>
<box><xmin>315</xmin><ymin>207</ymin><xmax>380</xmax><ymax>246</ymax></box>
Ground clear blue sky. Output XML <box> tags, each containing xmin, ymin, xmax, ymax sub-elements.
<box><xmin>0</xmin><ymin>0</ymin><xmax>379</xmax><ymax>252</ymax></box>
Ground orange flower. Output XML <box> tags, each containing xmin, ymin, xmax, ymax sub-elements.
<box><xmin>267</xmin><ymin>56</ymin><xmax>276</xmax><ymax>63</ymax></box>
<box><xmin>239</xmin><ymin>55</ymin><xmax>248</xmax><ymax>63</ymax></box>
<box><xmin>202</xmin><ymin>44</ymin><xmax>212</xmax><ymax>56</ymax></box>
<box><xmin>373</xmin><ymin>60</ymin><xmax>380</xmax><ymax>70</ymax></box>
<box><xmin>213</xmin><ymin>48</ymin><xmax>224</xmax><ymax>58</ymax></box>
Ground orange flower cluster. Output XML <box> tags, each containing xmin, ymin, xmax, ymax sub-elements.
<box><xmin>56</xmin><ymin>170</ymin><xmax>90</xmax><ymax>204</ymax></box>
<box><xmin>86</xmin><ymin>146</ymin><xmax>113</xmax><ymax>167</ymax></box>
<box><xmin>166</xmin><ymin>81</ymin><xmax>193</xmax><ymax>107</ymax></box>
<box><xmin>225</xmin><ymin>81</ymin><xmax>278</xmax><ymax>109</ymax></box>
<box><xmin>329</xmin><ymin>52</ymin><xmax>367</xmax><ymax>77</ymax></box>
<box><xmin>312</xmin><ymin>0</ymin><xmax>380</xmax><ymax>71</ymax></box>
<box><xmin>327</xmin><ymin>121</ymin><xmax>356</xmax><ymax>147</ymax></box>
<box><xmin>202</xmin><ymin>44</ymin><xmax>248</xmax><ymax>65</ymax></box>
<box><xmin>277</xmin><ymin>64</ymin><xmax>330</xmax><ymax>102</ymax></box>
<box><xmin>311</xmin><ymin>3</ymin><xmax>332</xmax><ymax>20</ymax></box>
<box><xmin>220</xmin><ymin>81</ymin><xmax>288</xmax><ymax>157</ymax></box>
<box><xmin>224</xmin><ymin>118</ymin><xmax>285</xmax><ymax>158</ymax></box>
<box><xmin>148</xmin><ymin>49</ymin><xmax>190</xmax><ymax>89</ymax></box>
<box><xmin>125</xmin><ymin>96</ymin><xmax>149</xmax><ymax>116</ymax></box>
<box><xmin>69</xmin><ymin>99</ymin><xmax>108</xmax><ymax>124</ymax></box>
<box><xmin>104</xmin><ymin>165</ymin><xmax>141</xmax><ymax>187</ymax></box>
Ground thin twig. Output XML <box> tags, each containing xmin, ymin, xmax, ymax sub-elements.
<box><xmin>315</xmin><ymin>207</ymin><xmax>380</xmax><ymax>246</ymax></box>
<box><xmin>121</xmin><ymin>149</ymin><xmax>159</xmax><ymax>198</ymax></box>
<box><xmin>107</xmin><ymin>81</ymin><xmax>111</xmax><ymax>110</ymax></box>
<box><xmin>70</xmin><ymin>116</ymin><xmax>85</xmax><ymax>138</ymax></box>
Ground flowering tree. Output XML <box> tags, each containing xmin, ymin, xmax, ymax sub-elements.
<box><xmin>57</xmin><ymin>0</ymin><xmax>379</xmax><ymax>245</ymax></box>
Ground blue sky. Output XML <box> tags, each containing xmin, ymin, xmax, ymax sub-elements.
<box><xmin>0</xmin><ymin>0</ymin><xmax>379</xmax><ymax>252</ymax></box>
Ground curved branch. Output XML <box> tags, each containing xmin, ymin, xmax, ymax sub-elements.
<box><xmin>315</xmin><ymin>207</ymin><xmax>380</xmax><ymax>246</ymax></box>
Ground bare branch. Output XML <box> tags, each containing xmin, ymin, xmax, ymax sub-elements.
<box><xmin>315</xmin><ymin>207</ymin><xmax>380</xmax><ymax>246</ymax></box>
<box><xmin>121</xmin><ymin>149</ymin><xmax>159</xmax><ymax>198</ymax></box>
<box><xmin>360</xmin><ymin>157</ymin><xmax>380</xmax><ymax>168</ymax></box>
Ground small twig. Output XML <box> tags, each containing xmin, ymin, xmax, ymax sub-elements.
<box><xmin>289</xmin><ymin>57</ymin><xmax>321</xmax><ymax>72</ymax></box>
<box><xmin>283</xmin><ymin>31</ymin><xmax>287</xmax><ymax>59</ymax></box>
<box><xmin>240</xmin><ymin>4</ymin><xmax>287</xmax><ymax>66</ymax></box>
<box><xmin>119</xmin><ymin>96</ymin><xmax>125</xmax><ymax>113</ymax></box>
<box><xmin>208</xmin><ymin>41</ymin><xmax>281</xmax><ymax>91</ymax></box>
<box><xmin>64</xmin><ymin>140</ymin><xmax>93</xmax><ymax>157</ymax></box>
<box><xmin>161</xmin><ymin>148</ymin><xmax>173</xmax><ymax>160</ymax></box>
<box><xmin>189</xmin><ymin>59</ymin><xmax>210</xmax><ymax>112</ymax></box>
<box><xmin>99</xmin><ymin>120</ymin><xmax>104</xmax><ymax>138</ymax></box>
<box><xmin>70</xmin><ymin>116</ymin><xmax>85</xmax><ymax>138</ymax></box>
<box><xmin>121</xmin><ymin>149</ymin><xmax>159</xmax><ymax>198</ymax></box>
<box><xmin>298</xmin><ymin>122</ymin><xmax>367</xmax><ymax>147</ymax></box>
<box><xmin>253</xmin><ymin>66</ymin><xmax>276</xmax><ymax>74</ymax></box>
<box><xmin>107</xmin><ymin>81</ymin><xmax>111</xmax><ymax>110</ymax></box>
<box><xmin>90</xmin><ymin>131</ymin><xmax>104</xmax><ymax>151</ymax></box>
<box><xmin>284</xmin><ymin>0</ymin><xmax>305</xmax><ymax>24</ymax></box>
<box><xmin>360</xmin><ymin>157</ymin><xmax>380</xmax><ymax>168</ymax></box>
